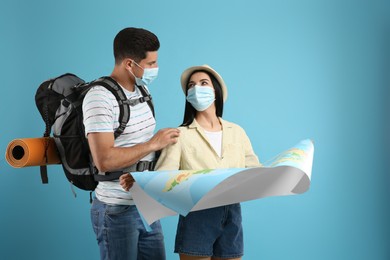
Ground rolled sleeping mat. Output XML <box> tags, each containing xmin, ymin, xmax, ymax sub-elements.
<box><xmin>5</xmin><ymin>137</ymin><xmax>61</xmax><ymax>168</ymax></box>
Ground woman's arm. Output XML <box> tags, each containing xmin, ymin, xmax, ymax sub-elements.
<box><xmin>120</xmin><ymin>134</ymin><xmax>182</xmax><ymax>191</ymax></box>
<box><xmin>242</xmin><ymin>129</ymin><xmax>262</xmax><ymax>168</ymax></box>
<box><xmin>155</xmin><ymin>136</ymin><xmax>182</xmax><ymax>171</ymax></box>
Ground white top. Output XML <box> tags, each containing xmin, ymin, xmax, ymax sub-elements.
<box><xmin>83</xmin><ymin>85</ymin><xmax>155</xmax><ymax>205</ymax></box>
<box><xmin>204</xmin><ymin>130</ymin><xmax>223</xmax><ymax>158</ymax></box>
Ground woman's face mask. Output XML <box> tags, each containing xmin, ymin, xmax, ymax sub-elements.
<box><xmin>186</xmin><ymin>85</ymin><xmax>215</xmax><ymax>111</ymax></box>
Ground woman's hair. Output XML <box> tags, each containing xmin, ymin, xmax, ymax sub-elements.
<box><xmin>181</xmin><ymin>70</ymin><xmax>224</xmax><ymax>126</ymax></box>
<box><xmin>113</xmin><ymin>27</ymin><xmax>160</xmax><ymax>64</ymax></box>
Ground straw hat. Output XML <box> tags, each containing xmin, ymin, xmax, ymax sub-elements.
<box><xmin>180</xmin><ymin>64</ymin><xmax>228</xmax><ymax>102</ymax></box>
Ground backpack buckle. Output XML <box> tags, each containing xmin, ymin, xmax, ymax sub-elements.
<box><xmin>135</xmin><ymin>161</ymin><xmax>156</xmax><ymax>171</ymax></box>
<box><xmin>148</xmin><ymin>161</ymin><xmax>156</xmax><ymax>171</ymax></box>
<box><xmin>124</xmin><ymin>99</ymin><xmax>140</xmax><ymax>107</ymax></box>
<box><xmin>124</xmin><ymin>96</ymin><xmax>152</xmax><ymax>107</ymax></box>
<box><xmin>136</xmin><ymin>161</ymin><xmax>147</xmax><ymax>171</ymax></box>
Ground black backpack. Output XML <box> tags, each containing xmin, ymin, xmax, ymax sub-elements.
<box><xmin>35</xmin><ymin>73</ymin><xmax>154</xmax><ymax>194</ymax></box>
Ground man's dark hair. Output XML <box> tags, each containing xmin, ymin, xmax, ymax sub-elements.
<box><xmin>181</xmin><ymin>70</ymin><xmax>224</xmax><ymax>126</ymax></box>
<box><xmin>113</xmin><ymin>27</ymin><xmax>160</xmax><ymax>64</ymax></box>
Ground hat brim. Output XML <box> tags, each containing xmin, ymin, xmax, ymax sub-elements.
<box><xmin>180</xmin><ymin>65</ymin><xmax>228</xmax><ymax>102</ymax></box>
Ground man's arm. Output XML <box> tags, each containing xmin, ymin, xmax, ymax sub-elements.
<box><xmin>88</xmin><ymin>128</ymin><xmax>180</xmax><ymax>172</ymax></box>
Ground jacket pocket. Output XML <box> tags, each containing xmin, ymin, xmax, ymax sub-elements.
<box><xmin>224</xmin><ymin>143</ymin><xmax>245</xmax><ymax>167</ymax></box>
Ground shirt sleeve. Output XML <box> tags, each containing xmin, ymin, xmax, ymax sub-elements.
<box><xmin>155</xmin><ymin>137</ymin><xmax>182</xmax><ymax>171</ymax></box>
<box><xmin>241</xmin><ymin>128</ymin><xmax>262</xmax><ymax>167</ymax></box>
<box><xmin>82</xmin><ymin>86</ymin><xmax>115</xmax><ymax>136</ymax></box>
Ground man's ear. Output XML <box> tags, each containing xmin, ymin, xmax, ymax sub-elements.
<box><xmin>124</xmin><ymin>58</ymin><xmax>133</xmax><ymax>70</ymax></box>
<box><xmin>127</xmin><ymin>59</ymin><xmax>132</xmax><ymax>69</ymax></box>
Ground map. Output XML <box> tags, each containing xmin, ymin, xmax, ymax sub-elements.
<box><xmin>130</xmin><ymin>139</ymin><xmax>314</xmax><ymax>225</ymax></box>
<box><xmin>163</xmin><ymin>169</ymin><xmax>213</xmax><ymax>192</ymax></box>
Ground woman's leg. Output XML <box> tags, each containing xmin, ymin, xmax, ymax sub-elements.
<box><xmin>212</xmin><ymin>257</ymin><xmax>241</xmax><ymax>260</ymax></box>
<box><xmin>180</xmin><ymin>254</ymin><xmax>211</xmax><ymax>260</ymax></box>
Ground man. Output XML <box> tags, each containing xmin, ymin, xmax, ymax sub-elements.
<box><xmin>83</xmin><ymin>27</ymin><xmax>180</xmax><ymax>260</ymax></box>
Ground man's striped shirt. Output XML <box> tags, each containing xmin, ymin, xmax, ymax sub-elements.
<box><xmin>83</xmin><ymin>84</ymin><xmax>156</xmax><ymax>205</ymax></box>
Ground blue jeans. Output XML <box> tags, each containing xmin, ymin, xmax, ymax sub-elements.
<box><xmin>91</xmin><ymin>198</ymin><xmax>166</xmax><ymax>260</ymax></box>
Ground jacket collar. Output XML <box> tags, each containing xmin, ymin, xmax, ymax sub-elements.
<box><xmin>187</xmin><ymin>117</ymin><xmax>232</xmax><ymax>158</ymax></box>
<box><xmin>188</xmin><ymin>117</ymin><xmax>232</xmax><ymax>130</ymax></box>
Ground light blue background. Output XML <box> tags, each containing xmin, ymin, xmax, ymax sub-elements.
<box><xmin>1</xmin><ymin>0</ymin><xmax>389</xmax><ymax>259</ymax></box>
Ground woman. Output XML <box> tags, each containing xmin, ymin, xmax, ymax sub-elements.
<box><xmin>157</xmin><ymin>65</ymin><xmax>261</xmax><ymax>260</ymax></box>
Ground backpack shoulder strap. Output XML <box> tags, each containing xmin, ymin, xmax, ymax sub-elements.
<box><xmin>88</xmin><ymin>77</ymin><xmax>130</xmax><ymax>139</ymax></box>
<box><xmin>136</xmin><ymin>84</ymin><xmax>155</xmax><ymax>117</ymax></box>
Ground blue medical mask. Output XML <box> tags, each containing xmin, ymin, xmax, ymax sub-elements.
<box><xmin>130</xmin><ymin>61</ymin><xmax>159</xmax><ymax>86</ymax></box>
<box><xmin>186</xmin><ymin>86</ymin><xmax>215</xmax><ymax>111</ymax></box>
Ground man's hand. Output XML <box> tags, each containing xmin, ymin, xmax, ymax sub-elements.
<box><xmin>88</xmin><ymin>128</ymin><xmax>180</xmax><ymax>173</ymax></box>
<box><xmin>148</xmin><ymin>128</ymin><xmax>180</xmax><ymax>150</ymax></box>
<box><xmin>120</xmin><ymin>173</ymin><xmax>135</xmax><ymax>191</ymax></box>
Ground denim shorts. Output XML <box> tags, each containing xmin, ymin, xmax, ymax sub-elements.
<box><xmin>174</xmin><ymin>203</ymin><xmax>243</xmax><ymax>258</ymax></box>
